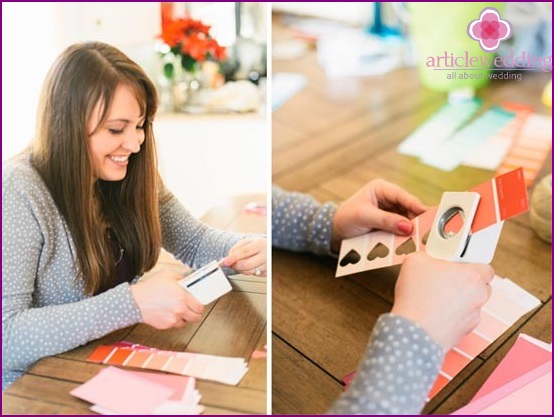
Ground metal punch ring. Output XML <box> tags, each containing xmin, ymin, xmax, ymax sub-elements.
<box><xmin>438</xmin><ymin>206</ymin><xmax>472</xmax><ymax>257</ymax></box>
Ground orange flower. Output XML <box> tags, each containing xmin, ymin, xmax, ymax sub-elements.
<box><xmin>160</xmin><ymin>15</ymin><xmax>226</xmax><ymax>69</ymax></box>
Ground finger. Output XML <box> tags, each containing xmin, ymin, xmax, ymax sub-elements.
<box><xmin>227</xmin><ymin>241</ymin><xmax>261</xmax><ymax>264</ymax></box>
<box><xmin>221</xmin><ymin>240</ymin><xmax>255</xmax><ymax>266</ymax></box>
<box><xmin>231</xmin><ymin>252</ymin><xmax>266</xmax><ymax>272</ymax></box>
<box><xmin>228</xmin><ymin>239</ymin><xmax>252</xmax><ymax>253</ymax></box>
<box><xmin>174</xmin><ymin>319</ymin><xmax>188</xmax><ymax>328</ymax></box>
<box><xmin>362</xmin><ymin>206</ymin><xmax>413</xmax><ymax>235</ymax></box>
<box><xmin>376</xmin><ymin>182</ymin><xmax>428</xmax><ymax>217</ymax></box>
<box><xmin>473</xmin><ymin>263</ymin><xmax>495</xmax><ymax>283</ymax></box>
<box><xmin>182</xmin><ymin>310</ymin><xmax>203</xmax><ymax>323</ymax></box>
<box><xmin>183</xmin><ymin>294</ymin><xmax>204</xmax><ymax>315</ymax></box>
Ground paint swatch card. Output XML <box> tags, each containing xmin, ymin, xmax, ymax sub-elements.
<box><xmin>421</xmin><ymin>107</ymin><xmax>515</xmax><ymax>171</ymax></box>
<box><xmin>179</xmin><ymin>260</ymin><xmax>232</xmax><ymax>305</ymax></box>
<box><xmin>495</xmin><ymin>113</ymin><xmax>552</xmax><ymax>186</ymax></box>
<box><xmin>451</xmin><ymin>362</ymin><xmax>551</xmax><ymax>415</ymax></box>
<box><xmin>336</xmin><ymin>168</ymin><xmax>528</xmax><ymax>277</ymax></box>
<box><xmin>70</xmin><ymin>367</ymin><xmax>175</xmax><ymax>415</ymax></box>
<box><xmin>397</xmin><ymin>100</ymin><xmax>482</xmax><ymax>157</ymax></box>
<box><xmin>426</xmin><ymin>276</ymin><xmax>541</xmax><ymax>400</ymax></box>
<box><xmin>91</xmin><ymin>372</ymin><xmax>203</xmax><ymax>415</ymax></box>
<box><xmin>463</xmin><ymin>108</ymin><xmax>530</xmax><ymax>171</ymax></box>
<box><xmin>88</xmin><ymin>342</ymin><xmax>249</xmax><ymax>385</ymax></box>
<box><xmin>342</xmin><ymin>276</ymin><xmax>541</xmax><ymax>404</ymax></box>
<box><xmin>473</xmin><ymin>333</ymin><xmax>552</xmax><ymax>401</ymax></box>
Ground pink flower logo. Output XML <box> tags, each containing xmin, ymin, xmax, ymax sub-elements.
<box><xmin>467</xmin><ymin>8</ymin><xmax>512</xmax><ymax>52</ymax></box>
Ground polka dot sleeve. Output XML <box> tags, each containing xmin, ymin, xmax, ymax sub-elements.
<box><xmin>329</xmin><ymin>314</ymin><xmax>445</xmax><ymax>415</ymax></box>
<box><xmin>159</xmin><ymin>189</ymin><xmax>249</xmax><ymax>273</ymax></box>
<box><xmin>272</xmin><ymin>185</ymin><xmax>336</xmax><ymax>255</ymax></box>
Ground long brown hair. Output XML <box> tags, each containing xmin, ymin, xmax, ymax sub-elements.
<box><xmin>31</xmin><ymin>42</ymin><xmax>161</xmax><ymax>295</ymax></box>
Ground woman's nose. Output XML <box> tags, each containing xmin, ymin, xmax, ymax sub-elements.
<box><xmin>121</xmin><ymin>131</ymin><xmax>142</xmax><ymax>153</ymax></box>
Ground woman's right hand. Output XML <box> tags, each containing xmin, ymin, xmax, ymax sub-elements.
<box><xmin>130</xmin><ymin>270</ymin><xmax>204</xmax><ymax>329</ymax></box>
<box><xmin>392</xmin><ymin>252</ymin><xmax>494</xmax><ymax>351</ymax></box>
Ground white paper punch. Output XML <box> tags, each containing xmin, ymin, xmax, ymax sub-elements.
<box><xmin>179</xmin><ymin>260</ymin><xmax>232</xmax><ymax>305</ymax></box>
<box><xmin>426</xmin><ymin>191</ymin><xmax>503</xmax><ymax>263</ymax></box>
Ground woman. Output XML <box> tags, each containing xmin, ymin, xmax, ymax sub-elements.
<box><xmin>272</xmin><ymin>183</ymin><xmax>493</xmax><ymax>414</ymax></box>
<box><xmin>2</xmin><ymin>42</ymin><xmax>266</xmax><ymax>390</ymax></box>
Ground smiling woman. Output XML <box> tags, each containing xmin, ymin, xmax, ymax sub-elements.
<box><xmin>1</xmin><ymin>41</ymin><xmax>267</xmax><ymax>391</ymax></box>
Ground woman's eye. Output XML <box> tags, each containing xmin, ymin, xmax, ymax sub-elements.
<box><xmin>108</xmin><ymin>129</ymin><xmax>124</xmax><ymax>135</ymax></box>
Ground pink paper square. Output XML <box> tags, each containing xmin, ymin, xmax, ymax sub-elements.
<box><xmin>70</xmin><ymin>366</ymin><xmax>175</xmax><ymax>414</ymax></box>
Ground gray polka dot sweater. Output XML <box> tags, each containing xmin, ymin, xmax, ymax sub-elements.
<box><xmin>2</xmin><ymin>158</ymin><xmax>243</xmax><ymax>390</ymax></box>
<box><xmin>272</xmin><ymin>186</ymin><xmax>445</xmax><ymax>414</ymax></box>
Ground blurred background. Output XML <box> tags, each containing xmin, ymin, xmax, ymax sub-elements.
<box><xmin>2</xmin><ymin>2</ymin><xmax>268</xmax><ymax>217</ymax></box>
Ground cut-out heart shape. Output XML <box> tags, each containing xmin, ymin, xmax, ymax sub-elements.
<box><xmin>340</xmin><ymin>249</ymin><xmax>361</xmax><ymax>267</ymax></box>
<box><xmin>395</xmin><ymin>237</ymin><xmax>416</xmax><ymax>255</ymax></box>
<box><xmin>421</xmin><ymin>230</ymin><xmax>430</xmax><ymax>245</ymax></box>
<box><xmin>367</xmin><ymin>242</ymin><xmax>390</xmax><ymax>261</ymax></box>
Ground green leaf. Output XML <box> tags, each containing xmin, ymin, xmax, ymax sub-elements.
<box><xmin>181</xmin><ymin>55</ymin><xmax>197</xmax><ymax>73</ymax></box>
<box><xmin>163</xmin><ymin>62</ymin><xmax>174</xmax><ymax>79</ymax></box>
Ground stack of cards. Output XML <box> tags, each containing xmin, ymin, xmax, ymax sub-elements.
<box><xmin>342</xmin><ymin>275</ymin><xmax>541</xmax><ymax>403</ymax></box>
<box><xmin>463</xmin><ymin>107</ymin><xmax>531</xmax><ymax>171</ymax></box>
<box><xmin>426</xmin><ymin>275</ymin><xmax>541</xmax><ymax>399</ymax></box>
<box><xmin>397</xmin><ymin>100</ymin><xmax>482</xmax><ymax>157</ymax></box>
<box><xmin>88</xmin><ymin>341</ymin><xmax>248</xmax><ymax>386</ymax></box>
<box><xmin>397</xmin><ymin>100</ymin><xmax>552</xmax><ymax>177</ymax></box>
<box><xmin>495</xmin><ymin>113</ymin><xmax>553</xmax><ymax>186</ymax></box>
<box><xmin>452</xmin><ymin>334</ymin><xmax>551</xmax><ymax>414</ymax></box>
<box><xmin>421</xmin><ymin>107</ymin><xmax>515</xmax><ymax>171</ymax></box>
<box><xmin>71</xmin><ymin>366</ymin><xmax>203</xmax><ymax>415</ymax></box>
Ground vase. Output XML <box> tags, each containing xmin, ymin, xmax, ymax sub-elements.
<box><xmin>171</xmin><ymin>70</ymin><xmax>202</xmax><ymax>112</ymax></box>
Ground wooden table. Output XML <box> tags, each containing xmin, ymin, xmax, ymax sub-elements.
<box><xmin>272</xmin><ymin>14</ymin><xmax>552</xmax><ymax>415</ymax></box>
<box><xmin>2</xmin><ymin>194</ymin><xmax>267</xmax><ymax>415</ymax></box>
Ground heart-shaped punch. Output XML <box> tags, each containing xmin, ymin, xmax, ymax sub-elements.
<box><xmin>367</xmin><ymin>242</ymin><xmax>390</xmax><ymax>261</ymax></box>
<box><xmin>395</xmin><ymin>237</ymin><xmax>416</xmax><ymax>255</ymax></box>
<box><xmin>340</xmin><ymin>249</ymin><xmax>361</xmax><ymax>267</ymax></box>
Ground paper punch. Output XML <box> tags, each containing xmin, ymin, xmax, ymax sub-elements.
<box><xmin>426</xmin><ymin>192</ymin><xmax>503</xmax><ymax>263</ymax></box>
<box><xmin>179</xmin><ymin>260</ymin><xmax>232</xmax><ymax>305</ymax></box>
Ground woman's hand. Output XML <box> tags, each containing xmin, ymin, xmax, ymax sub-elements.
<box><xmin>331</xmin><ymin>179</ymin><xmax>428</xmax><ymax>252</ymax></box>
<box><xmin>221</xmin><ymin>237</ymin><xmax>267</xmax><ymax>277</ymax></box>
<box><xmin>131</xmin><ymin>269</ymin><xmax>204</xmax><ymax>329</ymax></box>
<box><xmin>392</xmin><ymin>252</ymin><xmax>494</xmax><ymax>351</ymax></box>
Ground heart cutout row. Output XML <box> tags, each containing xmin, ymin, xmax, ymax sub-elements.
<box><xmin>340</xmin><ymin>233</ymin><xmax>432</xmax><ymax>268</ymax></box>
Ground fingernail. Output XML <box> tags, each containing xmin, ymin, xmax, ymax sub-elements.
<box><xmin>397</xmin><ymin>221</ymin><xmax>412</xmax><ymax>234</ymax></box>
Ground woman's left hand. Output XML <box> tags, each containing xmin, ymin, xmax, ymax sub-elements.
<box><xmin>221</xmin><ymin>237</ymin><xmax>267</xmax><ymax>277</ymax></box>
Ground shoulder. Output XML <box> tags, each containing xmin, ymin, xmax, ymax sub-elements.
<box><xmin>3</xmin><ymin>156</ymin><xmax>43</xmax><ymax>187</ymax></box>
<box><xmin>2</xmin><ymin>156</ymin><xmax>52</xmax><ymax>207</ymax></box>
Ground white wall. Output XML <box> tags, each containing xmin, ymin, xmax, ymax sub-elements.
<box><xmin>155</xmin><ymin>113</ymin><xmax>267</xmax><ymax>217</ymax></box>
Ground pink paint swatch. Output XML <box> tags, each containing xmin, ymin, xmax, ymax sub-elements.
<box><xmin>70</xmin><ymin>367</ymin><xmax>174</xmax><ymax>414</ymax></box>
<box><xmin>474</xmin><ymin>334</ymin><xmax>552</xmax><ymax>400</ymax></box>
<box><xmin>452</xmin><ymin>361</ymin><xmax>552</xmax><ymax>415</ymax></box>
